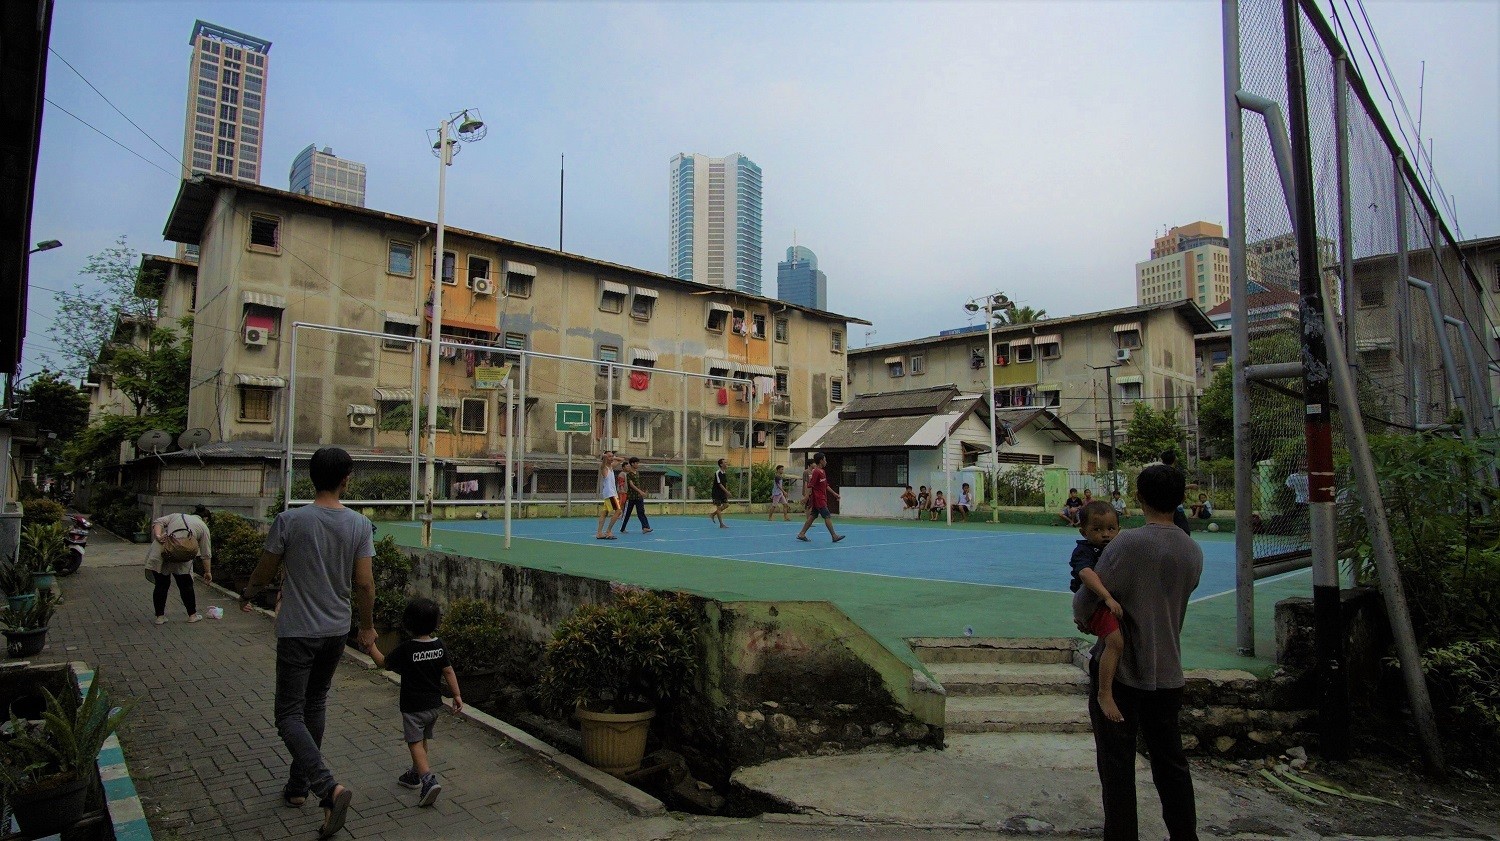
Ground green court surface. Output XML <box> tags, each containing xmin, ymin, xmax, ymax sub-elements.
<box><xmin>381</xmin><ymin>515</ymin><xmax>1305</xmax><ymax>676</ymax></box>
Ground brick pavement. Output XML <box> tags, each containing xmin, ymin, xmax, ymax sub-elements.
<box><xmin>35</xmin><ymin>531</ymin><xmax>685</xmax><ymax>840</ymax></box>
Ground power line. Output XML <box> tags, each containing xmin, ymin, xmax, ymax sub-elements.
<box><xmin>43</xmin><ymin>98</ymin><xmax>176</xmax><ymax>178</ymax></box>
<box><xmin>48</xmin><ymin>48</ymin><xmax>183</xmax><ymax>176</ymax></box>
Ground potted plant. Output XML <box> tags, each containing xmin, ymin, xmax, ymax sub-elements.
<box><xmin>541</xmin><ymin>589</ymin><xmax>699</xmax><ymax>776</ymax></box>
<box><xmin>1</xmin><ymin>592</ymin><xmax>57</xmax><ymax>658</ymax></box>
<box><xmin>0</xmin><ymin>673</ymin><xmax>130</xmax><ymax>837</ymax></box>
<box><xmin>19</xmin><ymin>523</ymin><xmax>67</xmax><ymax>596</ymax></box>
<box><xmin>437</xmin><ymin>599</ymin><xmax>510</xmax><ymax>707</ymax></box>
<box><xmin>0</xmin><ymin>558</ymin><xmax>36</xmax><ymax>613</ymax></box>
<box><xmin>132</xmin><ymin>515</ymin><xmax>151</xmax><ymax>544</ymax></box>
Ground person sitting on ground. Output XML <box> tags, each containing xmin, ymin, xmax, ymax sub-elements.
<box><xmin>930</xmin><ymin>490</ymin><xmax>948</xmax><ymax>521</ymax></box>
<box><xmin>1068</xmin><ymin>500</ymin><xmax>1125</xmax><ymax>723</ymax></box>
<box><xmin>1110</xmin><ymin>490</ymin><xmax>1128</xmax><ymax>519</ymax></box>
<box><xmin>954</xmin><ymin>483</ymin><xmax>973</xmax><ymax>522</ymax></box>
<box><xmin>1057</xmin><ymin>488</ymin><xmax>1085</xmax><ymax>526</ymax></box>
<box><xmin>900</xmin><ymin>485</ymin><xmax>919</xmax><ymax>517</ymax></box>
<box><xmin>916</xmin><ymin>485</ymin><xmax>931</xmax><ymax>512</ymax></box>
<box><xmin>1190</xmin><ymin>492</ymin><xmax>1213</xmax><ymax>520</ymax></box>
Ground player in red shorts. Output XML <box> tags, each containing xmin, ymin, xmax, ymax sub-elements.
<box><xmin>1069</xmin><ymin>500</ymin><xmax>1126</xmax><ymax>723</ymax></box>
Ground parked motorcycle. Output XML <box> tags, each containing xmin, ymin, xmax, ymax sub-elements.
<box><xmin>58</xmin><ymin>527</ymin><xmax>86</xmax><ymax>576</ymax></box>
<box><xmin>65</xmin><ymin>513</ymin><xmax>91</xmax><ymax>532</ymax></box>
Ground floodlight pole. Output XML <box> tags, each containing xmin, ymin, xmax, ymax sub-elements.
<box><xmin>967</xmin><ymin>293</ymin><xmax>1009</xmax><ymax>520</ymax></box>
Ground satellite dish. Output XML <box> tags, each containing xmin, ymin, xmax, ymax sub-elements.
<box><xmin>136</xmin><ymin>430</ymin><xmax>173</xmax><ymax>454</ymax></box>
<box><xmin>177</xmin><ymin>428</ymin><xmax>212</xmax><ymax>450</ymax></box>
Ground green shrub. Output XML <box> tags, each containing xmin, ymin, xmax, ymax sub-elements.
<box><xmin>438</xmin><ymin>599</ymin><xmax>511</xmax><ymax>676</ymax></box>
<box><xmin>19</xmin><ymin>499</ymin><xmax>64</xmax><ymax>528</ymax></box>
<box><xmin>349</xmin><ymin>473</ymin><xmax>412</xmax><ymax>501</ymax></box>
<box><xmin>1420</xmin><ymin>639</ymin><xmax>1500</xmax><ymax>757</ymax></box>
<box><xmin>542</xmin><ymin>589</ymin><xmax>699</xmax><ymax>712</ymax></box>
<box><xmin>88</xmin><ymin>484</ymin><xmax>142</xmax><ymax>538</ymax></box>
<box><xmin>371</xmin><ymin>536</ymin><xmax>414</xmax><ymax>634</ymax></box>
<box><xmin>209</xmin><ymin>512</ymin><xmax>265</xmax><ymax>585</ymax></box>
<box><xmin>993</xmin><ymin>466</ymin><xmax>1045</xmax><ymax>507</ymax></box>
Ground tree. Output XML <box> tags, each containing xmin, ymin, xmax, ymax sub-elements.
<box><xmin>61</xmin><ymin>320</ymin><xmax>192</xmax><ymax>472</ymax></box>
<box><xmin>1117</xmin><ymin>403</ymin><xmax>1184</xmax><ymax>466</ymax></box>
<box><xmin>13</xmin><ymin>372</ymin><xmax>90</xmax><ymax>480</ymax></box>
<box><xmin>45</xmin><ymin>236</ymin><xmax>159</xmax><ymax>378</ymax></box>
<box><xmin>1198</xmin><ymin>332</ymin><xmax>1301</xmax><ymax>462</ymax></box>
<box><xmin>997</xmin><ymin>305</ymin><xmax>1047</xmax><ymax>325</ymax></box>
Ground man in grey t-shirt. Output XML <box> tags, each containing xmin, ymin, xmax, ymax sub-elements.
<box><xmin>1073</xmin><ymin>463</ymin><xmax>1203</xmax><ymax>841</ymax></box>
<box><xmin>244</xmin><ymin>447</ymin><xmax>375</xmax><ymax>839</ymax></box>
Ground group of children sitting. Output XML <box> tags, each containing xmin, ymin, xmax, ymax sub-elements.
<box><xmin>899</xmin><ymin>483</ymin><xmax>974</xmax><ymax>521</ymax></box>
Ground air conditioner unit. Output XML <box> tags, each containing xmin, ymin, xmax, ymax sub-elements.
<box><xmin>1115</xmin><ymin>348</ymin><xmax>1132</xmax><ymax>363</ymax></box>
<box><xmin>349</xmin><ymin>413</ymin><xmax>372</xmax><ymax>429</ymax></box>
<box><xmin>471</xmin><ymin>277</ymin><xmax>494</xmax><ymax>296</ymax></box>
<box><xmin>244</xmin><ymin>326</ymin><xmax>268</xmax><ymax>346</ymax></box>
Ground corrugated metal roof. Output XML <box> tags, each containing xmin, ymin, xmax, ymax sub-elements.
<box><xmin>806</xmin><ymin>415</ymin><xmax>934</xmax><ymax>450</ymax></box>
<box><xmin>840</xmin><ymin>386</ymin><xmax>957</xmax><ymax>419</ymax></box>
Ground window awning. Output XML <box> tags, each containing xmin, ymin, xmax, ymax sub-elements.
<box><xmin>456</xmin><ymin>464</ymin><xmax>502</xmax><ymax>474</ymax></box>
<box><xmin>373</xmin><ymin>388</ymin><xmax>459</xmax><ymax>408</ymax></box>
<box><xmin>1113</xmin><ymin>322</ymin><xmax>1141</xmax><ymax>333</ymax></box>
<box><xmin>1115</xmin><ymin>375</ymin><xmax>1143</xmax><ymax>385</ymax></box>
<box><xmin>1008</xmin><ymin>337</ymin><xmax>1033</xmax><ymax>347</ymax></box>
<box><xmin>502</xmin><ymin>260</ymin><xmax>536</xmax><ymax>277</ymax></box>
<box><xmin>1032</xmin><ymin>333</ymin><xmax>1061</xmax><ymax>344</ymax></box>
<box><xmin>384</xmin><ymin>311</ymin><xmax>420</xmax><ymax>326</ymax></box>
<box><xmin>428</xmin><ymin>315</ymin><xmax>498</xmax><ymax>334</ymax></box>
<box><xmin>347</xmin><ymin>404</ymin><xmax>376</xmax><ymax>416</ymax></box>
<box><xmin>1356</xmin><ymin>337</ymin><xmax>1393</xmax><ymax>351</ymax></box>
<box><xmin>633</xmin><ymin>287</ymin><xmax>659</xmax><ymax>299</ymax></box>
<box><xmin>600</xmin><ymin>280</ymin><xmax>630</xmax><ymax>296</ymax></box>
<box><xmin>884</xmin><ymin>355</ymin><xmax>904</xmax><ymax>364</ymax></box>
<box><xmin>960</xmin><ymin>440</ymin><xmax>993</xmax><ymax>455</ymax></box>
<box><xmin>708</xmin><ymin>302</ymin><xmax>733</xmax><ymax>314</ymax></box>
<box><xmin>1037</xmin><ymin>382</ymin><xmax>1061</xmax><ymax>391</ymax></box>
<box><xmin>630</xmin><ymin>348</ymin><xmax>658</xmax><ymax>363</ymax></box>
<box><xmin>234</xmin><ymin>373</ymin><xmax>285</xmax><ymax>388</ymax></box>
<box><xmin>739</xmin><ymin>364</ymin><xmax>775</xmax><ymax>377</ymax></box>
<box><xmin>242</xmin><ymin>290</ymin><xmax>287</xmax><ymax>310</ymax></box>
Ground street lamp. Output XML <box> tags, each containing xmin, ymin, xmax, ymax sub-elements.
<box><xmin>965</xmin><ymin>292</ymin><xmax>1015</xmax><ymax>522</ymax></box>
<box><xmin>29</xmin><ymin>240</ymin><xmax>61</xmax><ymax>255</ymax></box>
<box><xmin>422</xmin><ymin>109</ymin><xmax>486</xmax><ymax>548</ymax></box>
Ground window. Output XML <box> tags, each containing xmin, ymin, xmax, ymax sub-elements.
<box><xmin>1361</xmin><ymin>348</ymin><xmax>1391</xmax><ymax>372</ymax></box>
<box><xmin>197</xmin><ymin>96</ymin><xmax>214</xmax><ymax>116</ymax></box>
<box><xmin>239</xmin><ymin>386</ymin><xmax>273</xmax><ymax>422</ymax></box>
<box><xmin>438</xmin><ymin>251</ymin><xmax>456</xmax><ymax>285</ymax></box>
<box><xmin>631</xmin><ymin>292</ymin><xmax>655</xmax><ymax>320</ymax></box>
<box><xmin>630</xmin><ymin>350</ymin><xmax>656</xmax><ymax>369</ymax></box>
<box><xmin>774</xmin><ymin>425</ymin><xmax>788</xmax><ymax>448</ymax></box>
<box><xmin>910</xmin><ymin>355</ymin><xmax>925</xmax><ymax>375</ymax></box>
<box><xmin>1358</xmin><ymin>278</ymin><xmax>1383</xmax><ymax>308</ymax></box>
<box><xmin>1115</xmin><ymin>329</ymin><xmax>1142</xmax><ymax>349</ymax></box>
<box><xmin>629</xmin><ymin>414</ymin><xmax>649</xmax><ymax>443</ymax></box>
<box><xmin>1040</xmin><ymin>389</ymin><xmax>1061</xmax><ymax>408</ymax></box>
<box><xmin>774</xmin><ymin>317</ymin><xmax>789</xmax><ymax>342</ymax></box>
<box><xmin>248</xmin><ymin>214</ymin><xmax>279</xmax><ymax>251</ymax></box>
<box><xmin>192</xmin><ymin>151</ymin><xmax>211</xmax><ymax>171</ymax></box>
<box><xmin>831</xmin><ymin>330</ymin><xmax>843</xmax><ymax>352</ymax></box>
<box><xmin>217</xmin><ymin>121</ymin><xmax>236</xmax><ymax>138</ymax></box>
<box><xmin>707</xmin><ymin>364</ymin><xmax>729</xmax><ymax>388</ymax></box>
<box><xmin>221</xmin><ymin>68</ymin><xmax>240</xmax><ymax>86</ymax></box>
<box><xmin>1120</xmin><ymin>381</ymin><xmax>1142</xmax><ymax>403</ymax></box>
<box><xmin>1211</xmin><ymin>349</ymin><xmax>1229</xmax><ymax>369</ymax></box>
<box><xmin>244</xmin><ymin>75</ymin><xmax>262</xmax><ymax>94</ymax></box>
<box><xmin>195</xmin><ymin>114</ymin><xmax>213</xmax><ymax>134</ymax></box>
<box><xmin>197</xmin><ymin>79</ymin><xmax>216</xmax><ymax>98</ymax></box>
<box><xmin>220</xmin><ymin>87</ymin><xmax>238</xmax><ymax>105</ymax></box>
<box><xmin>732</xmin><ymin>310</ymin><xmax>747</xmax><ymax>336</ymax></box>
<box><xmin>707</xmin><ymin>308</ymin><xmax>728</xmax><ymax>332</ymax></box>
<box><xmin>598</xmin><ymin>345</ymin><xmax>618</xmax><ymax>376</ymax></box>
<box><xmin>504</xmin><ymin>332</ymin><xmax>527</xmax><ymax>351</ymax></box>
<box><xmin>1493</xmin><ymin>261</ymin><xmax>1500</xmax><ymax>294</ymax></box>
<box><xmin>1012</xmin><ymin>342</ymin><xmax>1034</xmax><ymax>363</ymax></box>
<box><xmin>193</xmin><ymin>135</ymin><xmax>213</xmax><ymax>153</ymax></box>
<box><xmin>1037</xmin><ymin>340</ymin><xmax>1061</xmax><ymax>360</ymax></box>
<box><xmin>383</xmin><ymin>319</ymin><xmax>417</xmax><ymax>351</ymax></box>
<box><xmin>752</xmin><ymin>314</ymin><xmax>766</xmax><ymax>339</ymax></box>
<box><xmin>217</xmin><ymin>139</ymin><xmax>235</xmax><ymax>157</ymax></box>
<box><xmin>836</xmin><ymin>452</ymin><xmax>909</xmax><ymax>487</ymax></box>
<box><xmin>774</xmin><ymin>368</ymin><xmax>789</xmax><ymax>394</ymax></box>
<box><xmin>600</xmin><ymin>286</ymin><xmax>626</xmax><ymax>313</ymax></box>
<box><xmin>705</xmin><ymin>419</ymin><xmax>725</xmax><ymax>446</ymax></box>
<box><xmin>237</xmin><ymin>161</ymin><xmax>256</xmax><ymax>180</ymax></box>
<box><xmin>505</xmin><ymin>269</ymin><xmax>532</xmax><ymax>298</ymax></box>
<box><xmin>215</xmin><ymin>156</ymin><xmax>233</xmax><ymax>174</ymax></box>
<box><xmin>460</xmin><ymin>398</ymin><xmax>488</xmax><ymax>434</ymax></box>
<box><xmin>888</xmin><ymin>361</ymin><xmax>904</xmax><ymax>378</ymax></box>
<box><xmin>831</xmin><ymin>378</ymin><xmax>844</xmax><ymax>403</ymax></box>
<box><xmin>466</xmin><ymin>255</ymin><xmax>491</xmax><ymax>289</ymax></box>
<box><xmin>388</xmin><ymin>241</ymin><xmax>414</xmax><ymax>276</ymax></box>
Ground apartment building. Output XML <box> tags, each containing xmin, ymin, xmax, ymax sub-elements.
<box><xmin>848</xmin><ymin>301</ymin><xmax>1216</xmax><ymax>458</ymax></box>
<box><xmin>159</xmin><ymin>175</ymin><xmax>864</xmax><ymax>494</ymax></box>
<box><xmin>1136</xmin><ymin>222</ymin><xmax>1233</xmax><ymax>311</ymax></box>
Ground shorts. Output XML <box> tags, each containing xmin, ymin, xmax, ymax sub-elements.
<box><xmin>600</xmin><ymin>498</ymin><xmax>619</xmax><ymax>515</ymax></box>
<box><xmin>771</xmin><ymin>491</ymin><xmax>788</xmax><ymax>504</ymax></box>
<box><xmin>809</xmin><ymin>506</ymin><xmax>832</xmax><ymax>520</ymax></box>
<box><xmin>712</xmin><ymin>491</ymin><xmax>728</xmax><ymax>505</ymax></box>
<box><xmin>1087</xmin><ymin>605</ymin><xmax>1120</xmax><ymax>638</ymax></box>
<box><xmin>402</xmin><ymin>707</ymin><xmax>441</xmax><ymax>744</ymax></box>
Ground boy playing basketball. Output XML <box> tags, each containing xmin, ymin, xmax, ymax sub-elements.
<box><xmin>1069</xmin><ymin>500</ymin><xmax>1126</xmax><ymax>722</ymax></box>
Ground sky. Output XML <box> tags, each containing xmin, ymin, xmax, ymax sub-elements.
<box><xmin>21</xmin><ymin>0</ymin><xmax>1499</xmax><ymax>375</ymax></box>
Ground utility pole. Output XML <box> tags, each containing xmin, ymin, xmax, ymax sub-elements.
<box><xmin>1090</xmin><ymin>362</ymin><xmax>1122</xmax><ymax>493</ymax></box>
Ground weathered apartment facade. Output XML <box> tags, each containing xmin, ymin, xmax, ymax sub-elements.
<box><xmin>848</xmin><ymin>301</ymin><xmax>1216</xmax><ymax>466</ymax></box>
<box><xmin>153</xmin><ymin>175</ymin><xmax>864</xmax><ymax>498</ymax></box>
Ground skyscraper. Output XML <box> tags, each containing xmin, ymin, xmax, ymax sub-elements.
<box><xmin>289</xmin><ymin>144</ymin><xmax>367</xmax><ymax>207</ymax></box>
<box><xmin>776</xmin><ymin>245</ymin><xmax>827</xmax><ymax>310</ymax></box>
<box><xmin>668</xmin><ymin>153</ymin><xmax>763</xmax><ymax>295</ymax></box>
<box><xmin>182</xmin><ymin>20</ymin><xmax>270</xmax><ymax>183</ymax></box>
<box><xmin>1135</xmin><ymin>221</ymin><xmax>1232</xmax><ymax>311</ymax></box>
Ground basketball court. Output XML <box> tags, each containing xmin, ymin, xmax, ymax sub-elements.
<box><xmin>380</xmin><ymin>515</ymin><xmax>1309</xmax><ymax>673</ymax></box>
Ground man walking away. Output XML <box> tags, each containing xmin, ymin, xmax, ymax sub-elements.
<box><xmin>795</xmin><ymin>452</ymin><xmax>844</xmax><ymax>543</ymax></box>
<box><xmin>620</xmin><ymin>457</ymin><xmax>653</xmax><ymax>534</ymax></box>
<box><xmin>1073</xmin><ymin>463</ymin><xmax>1203</xmax><ymax>841</ymax></box>
<box><xmin>242</xmin><ymin>447</ymin><xmax>376</xmax><ymax>839</ymax></box>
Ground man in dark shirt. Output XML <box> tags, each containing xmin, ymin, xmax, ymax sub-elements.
<box><xmin>1073</xmin><ymin>464</ymin><xmax>1203</xmax><ymax>840</ymax></box>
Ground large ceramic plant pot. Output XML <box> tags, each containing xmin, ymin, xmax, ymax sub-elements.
<box><xmin>8</xmin><ymin>773</ymin><xmax>90</xmax><ymax>836</ymax></box>
<box><xmin>575</xmin><ymin>702</ymin><xmax>655</xmax><ymax>777</ymax></box>
<box><xmin>3</xmin><ymin>627</ymin><xmax>47</xmax><ymax>658</ymax></box>
<box><xmin>6</xmin><ymin>593</ymin><xmax>36</xmax><ymax>613</ymax></box>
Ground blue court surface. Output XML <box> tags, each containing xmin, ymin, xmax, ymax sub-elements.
<box><xmin>426</xmin><ymin>516</ymin><xmax>1240</xmax><ymax>601</ymax></box>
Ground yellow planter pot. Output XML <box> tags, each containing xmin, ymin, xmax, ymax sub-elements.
<box><xmin>575</xmin><ymin>703</ymin><xmax>655</xmax><ymax>777</ymax></box>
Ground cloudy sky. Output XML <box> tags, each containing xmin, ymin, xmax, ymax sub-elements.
<box><xmin>22</xmin><ymin>0</ymin><xmax>1498</xmax><ymax>374</ymax></box>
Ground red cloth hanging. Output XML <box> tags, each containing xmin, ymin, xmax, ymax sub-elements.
<box><xmin>717</xmin><ymin>387</ymin><xmax>729</xmax><ymax>405</ymax></box>
<box><xmin>628</xmin><ymin>371</ymin><xmax>650</xmax><ymax>390</ymax></box>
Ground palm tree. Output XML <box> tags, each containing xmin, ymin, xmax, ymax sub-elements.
<box><xmin>997</xmin><ymin>305</ymin><xmax>1047</xmax><ymax>325</ymax></box>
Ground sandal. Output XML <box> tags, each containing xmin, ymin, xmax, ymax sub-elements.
<box><xmin>318</xmin><ymin>785</ymin><xmax>353</xmax><ymax>839</ymax></box>
<box><xmin>282</xmin><ymin>787</ymin><xmax>307</xmax><ymax>808</ymax></box>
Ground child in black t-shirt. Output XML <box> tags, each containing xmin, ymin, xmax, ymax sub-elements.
<box><xmin>366</xmin><ymin>598</ymin><xmax>463</xmax><ymax>808</ymax></box>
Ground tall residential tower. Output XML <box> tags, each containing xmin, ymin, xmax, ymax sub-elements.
<box><xmin>182</xmin><ymin>20</ymin><xmax>270</xmax><ymax>183</ymax></box>
<box><xmin>776</xmin><ymin>245</ymin><xmax>826</xmax><ymax>310</ymax></box>
<box><xmin>1135</xmin><ymin>221</ymin><xmax>1232</xmax><ymax>311</ymax></box>
<box><xmin>289</xmin><ymin>144</ymin><xmax>366</xmax><ymax>206</ymax></box>
<box><xmin>668</xmin><ymin>153</ymin><xmax>763</xmax><ymax>295</ymax></box>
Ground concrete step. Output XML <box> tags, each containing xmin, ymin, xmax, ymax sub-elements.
<box><xmin>944</xmin><ymin>694</ymin><xmax>1093</xmax><ymax>734</ymax></box>
<box><xmin>909</xmin><ymin>637</ymin><xmax>1078</xmax><ymax>665</ymax></box>
<box><xmin>925</xmin><ymin>662</ymin><xmax>1088</xmax><ymax>696</ymax></box>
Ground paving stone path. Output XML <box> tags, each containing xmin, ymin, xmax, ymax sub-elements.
<box><xmin>35</xmin><ymin>532</ymin><xmax>680</xmax><ymax>840</ymax></box>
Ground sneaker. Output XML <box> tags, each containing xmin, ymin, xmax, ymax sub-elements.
<box><xmin>418</xmin><ymin>774</ymin><xmax>441</xmax><ymax>807</ymax></box>
<box><xmin>397</xmin><ymin>769</ymin><xmax>422</xmax><ymax>789</ymax></box>
<box><xmin>154</xmin><ymin>616</ymin><xmax>167</xmax><ymax>625</ymax></box>
<box><xmin>832</xmin><ymin>534</ymin><xmax>846</xmax><ymax>543</ymax></box>
<box><xmin>187</xmin><ymin>614</ymin><xmax>204</xmax><ymax>624</ymax></box>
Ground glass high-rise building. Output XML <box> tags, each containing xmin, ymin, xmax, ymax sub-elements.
<box><xmin>668</xmin><ymin>153</ymin><xmax>762</xmax><ymax>295</ymax></box>
<box><xmin>289</xmin><ymin>144</ymin><xmax>366</xmax><ymax>207</ymax></box>
<box><xmin>182</xmin><ymin>21</ymin><xmax>270</xmax><ymax>183</ymax></box>
<box><xmin>776</xmin><ymin>245</ymin><xmax>826</xmax><ymax>310</ymax></box>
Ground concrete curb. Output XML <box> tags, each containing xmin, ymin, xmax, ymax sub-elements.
<box><xmin>200</xmin><ymin>577</ymin><xmax>665</xmax><ymax>817</ymax></box>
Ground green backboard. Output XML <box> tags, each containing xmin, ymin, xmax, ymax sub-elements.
<box><xmin>555</xmin><ymin>402</ymin><xmax>591</xmax><ymax>433</ymax></box>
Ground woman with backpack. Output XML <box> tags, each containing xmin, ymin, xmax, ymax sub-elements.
<box><xmin>144</xmin><ymin>510</ymin><xmax>213</xmax><ymax>625</ymax></box>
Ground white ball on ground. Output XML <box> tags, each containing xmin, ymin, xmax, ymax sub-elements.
<box><xmin>475</xmin><ymin>511</ymin><xmax>487</xmax><ymax>520</ymax></box>
<box><xmin>1208</xmin><ymin>522</ymin><xmax>1220</xmax><ymax>532</ymax></box>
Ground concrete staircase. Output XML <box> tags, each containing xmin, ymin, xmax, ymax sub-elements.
<box><xmin>911</xmin><ymin>637</ymin><xmax>1093</xmax><ymax>735</ymax></box>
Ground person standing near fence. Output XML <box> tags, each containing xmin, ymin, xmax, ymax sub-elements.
<box><xmin>620</xmin><ymin>457</ymin><xmax>653</xmax><ymax>534</ymax></box>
